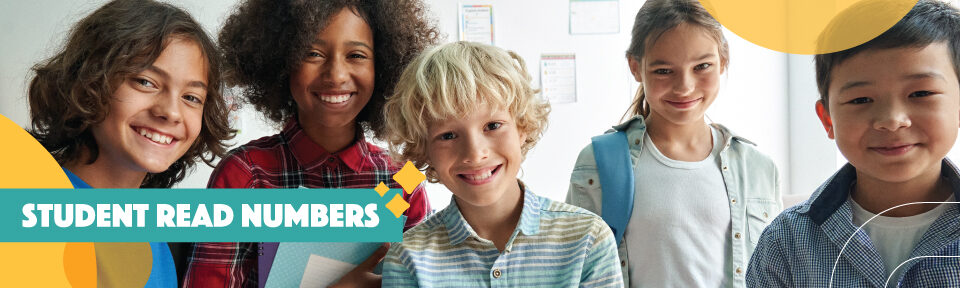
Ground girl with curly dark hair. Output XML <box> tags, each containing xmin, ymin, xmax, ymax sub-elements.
<box><xmin>27</xmin><ymin>0</ymin><xmax>233</xmax><ymax>286</ymax></box>
<box><xmin>187</xmin><ymin>1</ymin><xmax>439</xmax><ymax>287</ymax></box>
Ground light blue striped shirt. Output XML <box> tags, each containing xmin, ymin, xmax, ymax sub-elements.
<box><xmin>747</xmin><ymin>160</ymin><xmax>960</xmax><ymax>287</ymax></box>
<box><xmin>383</xmin><ymin>187</ymin><xmax>624</xmax><ymax>287</ymax></box>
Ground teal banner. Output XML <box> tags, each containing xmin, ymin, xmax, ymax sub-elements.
<box><xmin>1</xmin><ymin>188</ymin><xmax>405</xmax><ymax>242</ymax></box>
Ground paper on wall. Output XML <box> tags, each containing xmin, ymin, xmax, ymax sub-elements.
<box><xmin>570</xmin><ymin>0</ymin><xmax>620</xmax><ymax>35</ymax></box>
<box><xmin>540</xmin><ymin>54</ymin><xmax>578</xmax><ymax>104</ymax></box>
<box><xmin>459</xmin><ymin>4</ymin><xmax>494</xmax><ymax>45</ymax></box>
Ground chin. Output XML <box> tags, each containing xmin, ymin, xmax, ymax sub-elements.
<box><xmin>455</xmin><ymin>193</ymin><xmax>502</xmax><ymax>208</ymax></box>
<box><xmin>138</xmin><ymin>159</ymin><xmax>177</xmax><ymax>174</ymax></box>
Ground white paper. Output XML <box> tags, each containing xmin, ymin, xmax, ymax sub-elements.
<box><xmin>459</xmin><ymin>4</ymin><xmax>494</xmax><ymax>45</ymax></box>
<box><xmin>299</xmin><ymin>254</ymin><xmax>357</xmax><ymax>288</ymax></box>
<box><xmin>570</xmin><ymin>0</ymin><xmax>620</xmax><ymax>35</ymax></box>
<box><xmin>540</xmin><ymin>54</ymin><xmax>578</xmax><ymax>104</ymax></box>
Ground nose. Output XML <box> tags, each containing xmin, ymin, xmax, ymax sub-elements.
<box><xmin>873</xmin><ymin>101</ymin><xmax>911</xmax><ymax>131</ymax></box>
<box><xmin>461</xmin><ymin>132</ymin><xmax>490</xmax><ymax>164</ymax></box>
<box><xmin>150</xmin><ymin>91</ymin><xmax>183</xmax><ymax>124</ymax></box>
<box><xmin>672</xmin><ymin>71</ymin><xmax>695</xmax><ymax>96</ymax></box>
<box><xmin>321</xmin><ymin>57</ymin><xmax>349</xmax><ymax>86</ymax></box>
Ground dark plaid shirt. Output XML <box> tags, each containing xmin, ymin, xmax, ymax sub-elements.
<box><xmin>183</xmin><ymin>119</ymin><xmax>430</xmax><ymax>288</ymax></box>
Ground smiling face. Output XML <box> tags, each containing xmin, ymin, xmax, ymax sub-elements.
<box><xmin>630</xmin><ymin>23</ymin><xmax>723</xmax><ymax>125</ymax></box>
<box><xmin>426</xmin><ymin>103</ymin><xmax>526</xmax><ymax>209</ymax></box>
<box><xmin>818</xmin><ymin>43</ymin><xmax>960</xmax><ymax>184</ymax></box>
<box><xmin>290</xmin><ymin>7</ymin><xmax>375</xmax><ymax>130</ymax></box>
<box><xmin>90</xmin><ymin>37</ymin><xmax>208</xmax><ymax>173</ymax></box>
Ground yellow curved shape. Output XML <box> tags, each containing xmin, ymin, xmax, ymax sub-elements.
<box><xmin>64</xmin><ymin>242</ymin><xmax>97</xmax><ymax>288</ymax></box>
<box><xmin>700</xmin><ymin>0</ymin><xmax>917</xmax><ymax>54</ymax></box>
<box><xmin>0</xmin><ymin>243</ymin><xmax>73</xmax><ymax>287</ymax></box>
<box><xmin>0</xmin><ymin>114</ymin><xmax>76</xmax><ymax>288</ymax></box>
<box><xmin>0</xmin><ymin>113</ymin><xmax>71</xmax><ymax>188</ymax></box>
<box><xmin>0</xmin><ymin>115</ymin><xmax>80</xmax><ymax>287</ymax></box>
<box><xmin>93</xmin><ymin>243</ymin><xmax>154</xmax><ymax>288</ymax></box>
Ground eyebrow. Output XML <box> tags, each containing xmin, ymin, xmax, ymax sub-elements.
<box><xmin>146</xmin><ymin>65</ymin><xmax>208</xmax><ymax>91</ymax></box>
<box><xmin>311</xmin><ymin>39</ymin><xmax>374</xmax><ymax>50</ymax></box>
<box><xmin>648</xmin><ymin>53</ymin><xmax>716</xmax><ymax>66</ymax></box>
<box><xmin>838</xmin><ymin>72</ymin><xmax>947</xmax><ymax>94</ymax></box>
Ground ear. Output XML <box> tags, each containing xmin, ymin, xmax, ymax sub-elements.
<box><xmin>815</xmin><ymin>100</ymin><xmax>835</xmax><ymax>139</ymax></box>
<box><xmin>627</xmin><ymin>56</ymin><xmax>643</xmax><ymax>83</ymax></box>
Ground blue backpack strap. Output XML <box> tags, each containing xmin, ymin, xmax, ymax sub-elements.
<box><xmin>591</xmin><ymin>130</ymin><xmax>635</xmax><ymax>245</ymax></box>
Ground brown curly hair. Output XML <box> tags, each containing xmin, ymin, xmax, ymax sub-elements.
<box><xmin>218</xmin><ymin>0</ymin><xmax>440</xmax><ymax>138</ymax></box>
<box><xmin>28</xmin><ymin>0</ymin><xmax>235</xmax><ymax>188</ymax></box>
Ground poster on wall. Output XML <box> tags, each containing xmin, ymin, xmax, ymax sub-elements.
<box><xmin>459</xmin><ymin>3</ymin><xmax>495</xmax><ymax>45</ymax></box>
<box><xmin>569</xmin><ymin>0</ymin><xmax>620</xmax><ymax>35</ymax></box>
<box><xmin>540</xmin><ymin>54</ymin><xmax>578</xmax><ymax>104</ymax></box>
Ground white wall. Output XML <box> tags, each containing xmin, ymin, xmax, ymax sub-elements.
<box><xmin>3</xmin><ymin>0</ymin><xmax>795</xmax><ymax>212</ymax></box>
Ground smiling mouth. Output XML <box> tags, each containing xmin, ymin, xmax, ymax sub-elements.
<box><xmin>665</xmin><ymin>98</ymin><xmax>702</xmax><ymax>108</ymax></box>
<box><xmin>318</xmin><ymin>93</ymin><xmax>353</xmax><ymax>104</ymax></box>
<box><xmin>457</xmin><ymin>164</ymin><xmax>503</xmax><ymax>185</ymax></box>
<box><xmin>134</xmin><ymin>126</ymin><xmax>175</xmax><ymax>145</ymax></box>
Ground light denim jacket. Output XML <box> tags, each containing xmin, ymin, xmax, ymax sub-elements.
<box><xmin>566</xmin><ymin>116</ymin><xmax>783</xmax><ymax>288</ymax></box>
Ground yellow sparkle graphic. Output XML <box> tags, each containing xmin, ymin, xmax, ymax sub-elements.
<box><xmin>385</xmin><ymin>194</ymin><xmax>410</xmax><ymax>218</ymax></box>
<box><xmin>374</xmin><ymin>182</ymin><xmax>390</xmax><ymax>197</ymax></box>
<box><xmin>393</xmin><ymin>161</ymin><xmax>425</xmax><ymax>194</ymax></box>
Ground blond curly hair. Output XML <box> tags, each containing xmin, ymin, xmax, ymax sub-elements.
<box><xmin>383</xmin><ymin>41</ymin><xmax>550</xmax><ymax>182</ymax></box>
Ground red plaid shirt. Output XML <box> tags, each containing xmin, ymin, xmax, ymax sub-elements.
<box><xmin>183</xmin><ymin>120</ymin><xmax>429</xmax><ymax>288</ymax></box>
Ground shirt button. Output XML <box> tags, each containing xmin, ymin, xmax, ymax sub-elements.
<box><xmin>588</xmin><ymin>179</ymin><xmax>594</xmax><ymax>185</ymax></box>
<box><xmin>635</xmin><ymin>139</ymin><xmax>641</xmax><ymax>145</ymax></box>
<box><xmin>493</xmin><ymin>269</ymin><xmax>502</xmax><ymax>278</ymax></box>
<box><xmin>736</xmin><ymin>267</ymin><xmax>743</xmax><ymax>274</ymax></box>
<box><xmin>763</xmin><ymin>212</ymin><xmax>769</xmax><ymax>218</ymax></box>
<box><xmin>734</xmin><ymin>232</ymin><xmax>741</xmax><ymax>239</ymax></box>
<box><xmin>722</xmin><ymin>166</ymin><xmax>728</xmax><ymax>170</ymax></box>
<box><xmin>731</xmin><ymin>198</ymin><xmax>737</xmax><ymax>204</ymax></box>
<box><xmin>620</xmin><ymin>260</ymin><xmax>627</xmax><ymax>267</ymax></box>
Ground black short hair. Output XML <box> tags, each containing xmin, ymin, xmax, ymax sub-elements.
<box><xmin>816</xmin><ymin>0</ymin><xmax>960</xmax><ymax>108</ymax></box>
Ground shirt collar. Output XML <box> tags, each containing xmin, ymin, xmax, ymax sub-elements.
<box><xmin>442</xmin><ymin>182</ymin><xmax>542</xmax><ymax>246</ymax></box>
<box><xmin>613</xmin><ymin>115</ymin><xmax>755</xmax><ymax>147</ymax></box>
<box><xmin>284</xmin><ymin>119</ymin><xmax>373</xmax><ymax>172</ymax></box>
<box><xmin>802</xmin><ymin>159</ymin><xmax>960</xmax><ymax>225</ymax></box>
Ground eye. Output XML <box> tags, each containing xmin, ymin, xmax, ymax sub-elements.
<box><xmin>694</xmin><ymin>63</ymin><xmax>712</xmax><ymax>71</ymax></box>
<box><xmin>348</xmin><ymin>53</ymin><xmax>368</xmax><ymax>59</ymax></box>
<box><xmin>847</xmin><ymin>97</ymin><xmax>872</xmax><ymax>104</ymax></box>
<box><xmin>909</xmin><ymin>90</ymin><xmax>934</xmax><ymax>97</ymax></box>
<box><xmin>485</xmin><ymin>122</ymin><xmax>502</xmax><ymax>131</ymax></box>
<box><xmin>307</xmin><ymin>51</ymin><xmax>322</xmax><ymax>58</ymax></box>
<box><xmin>182</xmin><ymin>94</ymin><xmax>204</xmax><ymax>105</ymax></box>
<box><xmin>135</xmin><ymin>78</ymin><xmax>157</xmax><ymax>89</ymax></box>
<box><xmin>653</xmin><ymin>69</ymin><xmax>672</xmax><ymax>75</ymax></box>
<box><xmin>439</xmin><ymin>132</ymin><xmax>456</xmax><ymax>140</ymax></box>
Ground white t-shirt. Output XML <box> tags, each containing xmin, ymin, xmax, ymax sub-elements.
<box><xmin>625</xmin><ymin>127</ymin><xmax>731</xmax><ymax>287</ymax></box>
<box><xmin>850</xmin><ymin>194</ymin><xmax>954</xmax><ymax>284</ymax></box>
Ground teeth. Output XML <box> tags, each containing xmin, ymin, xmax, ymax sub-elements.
<box><xmin>320</xmin><ymin>94</ymin><xmax>351</xmax><ymax>104</ymax></box>
<box><xmin>137</xmin><ymin>127</ymin><xmax>173</xmax><ymax>145</ymax></box>
<box><xmin>464</xmin><ymin>168</ymin><xmax>494</xmax><ymax>181</ymax></box>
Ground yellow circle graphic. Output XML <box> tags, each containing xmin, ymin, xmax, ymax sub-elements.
<box><xmin>699</xmin><ymin>0</ymin><xmax>918</xmax><ymax>54</ymax></box>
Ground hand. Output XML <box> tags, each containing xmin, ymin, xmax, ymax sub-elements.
<box><xmin>327</xmin><ymin>243</ymin><xmax>390</xmax><ymax>288</ymax></box>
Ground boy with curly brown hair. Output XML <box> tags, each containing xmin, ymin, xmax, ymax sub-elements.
<box><xmin>185</xmin><ymin>1</ymin><xmax>440</xmax><ymax>287</ymax></box>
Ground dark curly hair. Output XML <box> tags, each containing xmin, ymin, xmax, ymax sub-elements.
<box><xmin>28</xmin><ymin>0</ymin><xmax>235</xmax><ymax>188</ymax></box>
<box><xmin>218</xmin><ymin>0</ymin><xmax>440</xmax><ymax>138</ymax></box>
